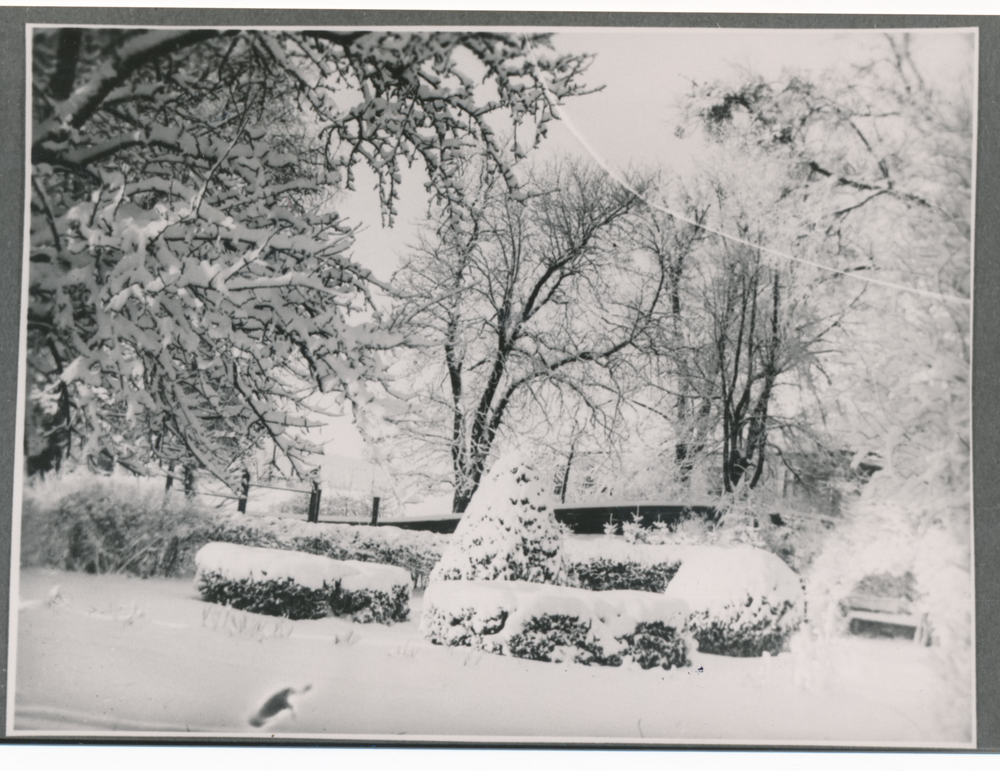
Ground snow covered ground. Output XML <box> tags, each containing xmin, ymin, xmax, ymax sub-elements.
<box><xmin>8</xmin><ymin>567</ymin><xmax>969</xmax><ymax>746</ymax></box>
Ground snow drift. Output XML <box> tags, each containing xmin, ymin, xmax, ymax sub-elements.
<box><xmin>194</xmin><ymin>542</ymin><xmax>412</xmax><ymax>623</ymax></box>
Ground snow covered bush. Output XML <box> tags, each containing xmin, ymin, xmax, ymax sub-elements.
<box><xmin>19</xmin><ymin>471</ymin><xmax>448</xmax><ymax>586</ymax></box>
<box><xmin>664</xmin><ymin>545</ymin><xmax>805</xmax><ymax>657</ymax></box>
<box><xmin>663</xmin><ymin>514</ymin><xmax>715</xmax><ymax>546</ymax></box>
<box><xmin>194</xmin><ymin>542</ymin><xmax>412</xmax><ymax>623</ymax></box>
<box><xmin>506</xmin><ymin>614</ymin><xmax>621</xmax><ymax>665</ymax></box>
<box><xmin>197</xmin><ymin>573</ymin><xmax>334</xmax><ymax>621</ymax></box>
<box><xmin>711</xmin><ymin>493</ymin><xmax>767</xmax><ymax>549</ymax></box>
<box><xmin>20</xmin><ymin>471</ymin><xmax>212</xmax><ymax>577</ymax></box>
<box><xmin>420</xmin><ymin>580</ymin><xmax>690</xmax><ymax>670</ymax></box>
<box><xmin>330</xmin><ymin>571</ymin><xmax>412</xmax><ymax>625</ymax></box>
<box><xmin>758</xmin><ymin>511</ymin><xmax>833</xmax><ymax>574</ymax></box>
<box><xmin>561</xmin><ymin>537</ymin><xmax>685</xmax><ymax>593</ymax></box>
<box><xmin>429</xmin><ymin>452</ymin><xmax>563</xmax><ymax>584</ymax></box>
<box><xmin>208</xmin><ymin>512</ymin><xmax>447</xmax><ymax>589</ymax></box>
<box><xmin>565</xmin><ymin>558</ymin><xmax>681</xmax><ymax>593</ymax></box>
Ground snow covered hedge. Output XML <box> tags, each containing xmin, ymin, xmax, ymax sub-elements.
<box><xmin>420</xmin><ymin>580</ymin><xmax>690</xmax><ymax>670</ymax></box>
<box><xmin>20</xmin><ymin>473</ymin><xmax>212</xmax><ymax>577</ymax></box>
<box><xmin>562</xmin><ymin>538</ymin><xmax>685</xmax><ymax>593</ymax></box>
<box><xmin>206</xmin><ymin>512</ymin><xmax>447</xmax><ymax>588</ymax></box>
<box><xmin>565</xmin><ymin>558</ymin><xmax>681</xmax><ymax>593</ymax></box>
<box><xmin>19</xmin><ymin>473</ymin><xmax>448</xmax><ymax>585</ymax></box>
<box><xmin>663</xmin><ymin>545</ymin><xmax>805</xmax><ymax>657</ymax></box>
<box><xmin>195</xmin><ymin>542</ymin><xmax>412</xmax><ymax>623</ymax></box>
<box><xmin>430</xmin><ymin>453</ymin><xmax>563</xmax><ymax>584</ymax></box>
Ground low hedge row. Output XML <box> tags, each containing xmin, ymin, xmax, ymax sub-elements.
<box><xmin>203</xmin><ymin>515</ymin><xmax>447</xmax><ymax>589</ymax></box>
<box><xmin>504</xmin><ymin>615</ymin><xmax>689</xmax><ymax>670</ymax></box>
<box><xmin>684</xmin><ymin>599</ymin><xmax>800</xmax><ymax>657</ymax></box>
<box><xmin>194</xmin><ymin>542</ymin><xmax>413</xmax><ymax>623</ymax></box>
<box><xmin>420</xmin><ymin>580</ymin><xmax>691</xmax><ymax>670</ymax></box>
<box><xmin>564</xmin><ymin>558</ymin><xmax>682</xmax><ymax>593</ymax></box>
<box><xmin>197</xmin><ymin>572</ymin><xmax>335</xmax><ymax>620</ymax></box>
<box><xmin>195</xmin><ymin>571</ymin><xmax>411</xmax><ymax>623</ymax></box>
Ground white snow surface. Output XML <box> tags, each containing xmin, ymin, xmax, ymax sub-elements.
<box><xmin>430</xmin><ymin>451</ymin><xmax>563</xmax><ymax>584</ymax></box>
<box><xmin>11</xmin><ymin>568</ymin><xmax>972</xmax><ymax>744</ymax></box>
<box><xmin>562</xmin><ymin>536</ymin><xmax>694</xmax><ymax>567</ymax></box>
<box><xmin>664</xmin><ymin>544</ymin><xmax>804</xmax><ymax>622</ymax></box>
<box><xmin>420</xmin><ymin>579</ymin><xmax>689</xmax><ymax>655</ymax></box>
<box><xmin>194</xmin><ymin>542</ymin><xmax>411</xmax><ymax>594</ymax></box>
<box><xmin>216</xmin><ymin>510</ymin><xmax>449</xmax><ymax>553</ymax></box>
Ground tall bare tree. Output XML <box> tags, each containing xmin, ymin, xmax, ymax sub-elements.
<box><xmin>388</xmin><ymin>160</ymin><xmax>685</xmax><ymax>513</ymax></box>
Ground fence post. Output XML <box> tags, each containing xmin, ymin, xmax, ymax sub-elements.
<box><xmin>307</xmin><ymin>481</ymin><xmax>321</xmax><ymax>523</ymax></box>
<box><xmin>165</xmin><ymin>461</ymin><xmax>174</xmax><ymax>493</ymax></box>
<box><xmin>370</xmin><ymin>496</ymin><xmax>380</xmax><ymax>527</ymax></box>
<box><xmin>183</xmin><ymin>466</ymin><xmax>195</xmax><ymax>499</ymax></box>
<box><xmin>237</xmin><ymin>470</ymin><xmax>251</xmax><ymax>514</ymax></box>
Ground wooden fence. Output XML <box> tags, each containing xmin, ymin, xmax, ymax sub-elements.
<box><xmin>158</xmin><ymin>465</ymin><xmax>387</xmax><ymax>525</ymax></box>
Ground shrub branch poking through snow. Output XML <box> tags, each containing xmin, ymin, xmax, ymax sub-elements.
<box><xmin>430</xmin><ymin>452</ymin><xmax>564</xmax><ymax>584</ymax></box>
<box><xmin>195</xmin><ymin>542</ymin><xmax>412</xmax><ymax>623</ymax></box>
<box><xmin>420</xmin><ymin>580</ymin><xmax>690</xmax><ymax>669</ymax></box>
<box><xmin>664</xmin><ymin>545</ymin><xmax>805</xmax><ymax>657</ymax></box>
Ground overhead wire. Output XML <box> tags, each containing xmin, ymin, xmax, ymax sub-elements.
<box><xmin>528</xmin><ymin>59</ymin><xmax>971</xmax><ymax>307</ymax></box>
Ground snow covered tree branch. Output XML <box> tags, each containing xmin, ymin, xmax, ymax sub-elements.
<box><xmin>26</xmin><ymin>27</ymin><xmax>594</xmax><ymax>485</ymax></box>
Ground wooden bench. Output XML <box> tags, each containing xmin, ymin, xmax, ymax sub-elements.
<box><xmin>843</xmin><ymin>594</ymin><xmax>929</xmax><ymax>645</ymax></box>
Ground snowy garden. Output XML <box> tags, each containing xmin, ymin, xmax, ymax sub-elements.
<box><xmin>10</xmin><ymin>26</ymin><xmax>974</xmax><ymax>746</ymax></box>
<box><xmin>10</xmin><ymin>452</ymin><xmax>971</xmax><ymax>744</ymax></box>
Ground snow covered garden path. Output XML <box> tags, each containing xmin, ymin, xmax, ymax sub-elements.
<box><xmin>10</xmin><ymin>568</ymin><xmax>962</xmax><ymax>745</ymax></box>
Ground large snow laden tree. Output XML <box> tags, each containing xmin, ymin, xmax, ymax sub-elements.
<box><xmin>430</xmin><ymin>451</ymin><xmax>564</xmax><ymax>584</ymax></box>
<box><xmin>646</xmin><ymin>179</ymin><xmax>856</xmax><ymax>501</ymax></box>
<box><xmin>388</xmin><ymin>159</ymin><xmax>690</xmax><ymax>513</ymax></box>
<box><xmin>27</xmin><ymin>28</ymin><xmax>594</xmax><ymax>484</ymax></box>
<box><xmin>554</xmin><ymin>170</ymin><xmax>860</xmax><ymax>514</ymax></box>
<box><xmin>684</xmin><ymin>33</ymin><xmax>972</xmax><ymax>733</ymax></box>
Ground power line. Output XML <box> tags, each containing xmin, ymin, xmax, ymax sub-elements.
<box><xmin>548</xmin><ymin>99</ymin><xmax>970</xmax><ymax>307</ymax></box>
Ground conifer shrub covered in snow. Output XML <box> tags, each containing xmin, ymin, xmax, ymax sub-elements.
<box><xmin>429</xmin><ymin>452</ymin><xmax>564</xmax><ymax>584</ymax></box>
<box><xmin>420</xmin><ymin>580</ymin><xmax>690</xmax><ymax>669</ymax></box>
<box><xmin>194</xmin><ymin>542</ymin><xmax>412</xmax><ymax>623</ymax></box>
<box><xmin>664</xmin><ymin>545</ymin><xmax>805</xmax><ymax>657</ymax></box>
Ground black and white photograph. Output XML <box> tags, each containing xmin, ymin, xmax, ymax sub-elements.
<box><xmin>5</xmin><ymin>20</ymin><xmax>976</xmax><ymax>746</ymax></box>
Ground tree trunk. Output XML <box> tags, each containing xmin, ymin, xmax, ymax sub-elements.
<box><xmin>452</xmin><ymin>489</ymin><xmax>473</xmax><ymax>515</ymax></box>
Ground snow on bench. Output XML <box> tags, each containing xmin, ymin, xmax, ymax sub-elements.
<box><xmin>420</xmin><ymin>579</ymin><xmax>691</xmax><ymax>670</ymax></box>
<box><xmin>842</xmin><ymin>593</ymin><xmax>929</xmax><ymax>644</ymax></box>
<box><xmin>194</xmin><ymin>542</ymin><xmax>412</xmax><ymax>623</ymax></box>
